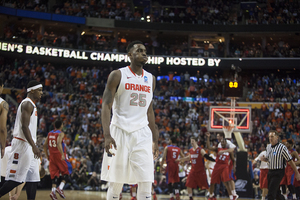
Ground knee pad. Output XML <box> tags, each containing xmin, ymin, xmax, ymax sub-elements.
<box><xmin>26</xmin><ymin>182</ymin><xmax>38</xmax><ymax>200</ymax></box>
<box><xmin>281</xmin><ymin>185</ymin><xmax>286</xmax><ymax>194</ymax></box>
<box><xmin>168</xmin><ymin>183</ymin><xmax>173</xmax><ymax>193</ymax></box>
<box><xmin>287</xmin><ymin>184</ymin><xmax>295</xmax><ymax>194</ymax></box>
<box><xmin>63</xmin><ymin>175</ymin><xmax>69</xmax><ymax>182</ymax></box>
<box><xmin>52</xmin><ymin>177</ymin><xmax>58</xmax><ymax>185</ymax></box>
<box><xmin>137</xmin><ymin>182</ymin><xmax>152</xmax><ymax>199</ymax></box>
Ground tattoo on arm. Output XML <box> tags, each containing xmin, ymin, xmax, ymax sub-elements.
<box><xmin>3</xmin><ymin>102</ymin><xmax>8</xmax><ymax>111</ymax></box>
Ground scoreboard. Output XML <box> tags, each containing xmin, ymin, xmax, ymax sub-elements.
<box><xmin>224</xmin><ymin>81</ymin><xmax>243</xmax><ymax>97</ymax></box>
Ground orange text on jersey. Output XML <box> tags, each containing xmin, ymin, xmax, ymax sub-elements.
<box><xmin>125</xmin><ymin>83</ymin><xmax>151</xmax><ymax>93</ymax></box>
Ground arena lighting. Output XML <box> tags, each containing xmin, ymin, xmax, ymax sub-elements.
<box><xmin>141</xmin><ymin>17</ymin><xmax>144</xmax><ymax>20</ymax></box>
<box><xmin>147</xmin><ymin>15</ymin><xmax>150</xmax><ymax>19</ymax></box>
<box><xmin>147</xmin><ymin>19</ymin><xmax>150</xmax><ymax>22</ymax></box>
<box><xmin>81</xmin><ymin>31</ymin><xmax>85</xmax><ymax>35</ymax></box>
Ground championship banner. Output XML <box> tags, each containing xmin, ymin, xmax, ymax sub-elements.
<box><xmin>0</xmin><ymin>41</ymin><xmax>221</xmax><ymax>67</ymax></box>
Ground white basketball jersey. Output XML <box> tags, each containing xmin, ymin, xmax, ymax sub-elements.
<box><xmin>0</xmin><ymin>98</ymin><xmax>4</xmax><ymax>105</ymax></box>
<box><xmin>111</xmin><ymin>66</ymin><xmax>153</xmax><ymax>133</ymax></box>
<box><xmin>13</xmin><ymin>98</ymin><xmax>38</xmax><ymax>143</ymax></box>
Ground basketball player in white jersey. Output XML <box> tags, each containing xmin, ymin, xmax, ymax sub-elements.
<box><xmin>252</xmin><ymin>145</ymin><xmax>269</xmax><ymax>200</ymax></box>
<box><xmin>0</xmin><ymin>78</ymin><xmax>8</xmax><ymax>159</ymax></box>
<box><xmin>101</xmin><ymin>40</ymin><xmax>158</xmax><ymax>200</ymax></box>
<box><xmin>0</xmin><ymin>80</ymin><xmax>43</xmax><ymax>200</ymax></box>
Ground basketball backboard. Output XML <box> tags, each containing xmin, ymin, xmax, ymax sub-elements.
<box><xmin>208</xmin><ymin>106</ymin><xmax>252</xmax><ymax>133</ymax></box>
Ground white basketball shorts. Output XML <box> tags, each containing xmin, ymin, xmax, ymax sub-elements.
<box><xmin>6</xmin><ymin>138</ymin><xmax>40</xmax><ymax>182</ymax></box>
<box><xmin>101</xmin><ymin>125</ymin><xmax>154</xmax><ymax>184</ymax></box>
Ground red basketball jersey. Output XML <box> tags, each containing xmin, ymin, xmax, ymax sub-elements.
<box><xmin>216</xmin><ymin>148</ymin><xmax>230</xmax><ymax>165</ymax></box>
<box><xmin>286</xmin><ymin>148</ymin><xmax>296</xmax><ymax>171</ymax></box>
<box><xmin>47</xmin><ymin>130</ymin><xmax>66</xmax><ymax>156</ymax></box>
<box><xmin>189</xmin><ymin>147</ymin><xmax>205</xmax><ymax>173</ymax></box>
<box><xmin>166</xmin><ymin>145</ymin><xmax>181</xmax><ymax>164</ymax></box>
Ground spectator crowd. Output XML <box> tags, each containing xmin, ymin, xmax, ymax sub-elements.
<box><xmin>0</xmin><ymin>56</ymin><xmax>300</xmax><ymax>194</ymax></box>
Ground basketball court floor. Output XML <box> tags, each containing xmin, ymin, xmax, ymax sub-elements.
<box><xmin>9</xmin><ymin>190</ymin><xmax>253</xmax><ymax>200</ymax></box>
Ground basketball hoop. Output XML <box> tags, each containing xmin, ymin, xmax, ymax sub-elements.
<box><xmin>223</xmin><ymin>125</ymin><xmax>234</xmax><ymax>139</ymax></box>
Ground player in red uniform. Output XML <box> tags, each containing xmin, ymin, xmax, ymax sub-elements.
<box><xmin>161</xmin><ymin>136</ymin><xmax>184</xmax><ymax>200</ymax></box>
<box><xmin>280</xmin><ymin>140</ymin><xmax>300</xmax><ymax>200</ymax></box>
<box><xmin>43</xmin><ymin>120</ymin><xmax>72</xmax><ymax>200</ymax></box>
<box><xmin>294</xmin><ymin>146</ymin><xmax>300</xmax><ymax>198</ymax></box>
<box><xmin>206</xmin><ymin>132</ymin><xmax>235</xmax><ymax>200</ymax></box>
<box><xmin>176</xmin><ymin>136</ymin><xmax>215</xmax><ymax>200</ymax></box>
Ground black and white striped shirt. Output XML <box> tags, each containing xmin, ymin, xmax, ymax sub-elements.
<box><xmin>266</xmin><ymin>143</ymin><xmax>292</xmax><ymax>170</ymax></box>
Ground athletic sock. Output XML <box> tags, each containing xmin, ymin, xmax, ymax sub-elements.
<box><xmin>52</xmin><ymin>187</ymin><xmax>56</xmax><ymax>192</ymax></box>
<box><xmin>175</xmin><ymin>189</ymin><xmax>179</xmax><ymax>194</ymax></box>
<box><xmin>292</xmin><ymin>194</ymin><xmax>296</xmax><ymax>199</ymax></box>
<box><xmin>132</xmin><ymin>192</ymin><xmax>136</xmax><ymax>197</ymax></box>
<box><xmin>170</xmin><ymin>193</ymin><xmax>174</xmax><ymax>198</ymax></box>
<box><xmin>189</xmin><ymin>193</ymin><xmax>193</xmax><ymax>197</ymax></box>
<box><xmin>59</xmin><ymin>182</ymin><xmax>65</xmax><ymax>190</ymax></box>
<box><xmin>283</xmin><ymin>194</ymin><xmax>287</xmax><ymax>200</ymax></box>
<box><xmin>262</xmin><ymin>197</ymin><xmax>265</xmax><ymax>200</ymax></box>
<box><xmin>230</xmin><ymin>195</ymin><xmax>233</xmax><ymax>200</ymax></box>
<box><xmin>210</xmin><ymin>194</ymin><xmax>214</xmax><ymax>198</ymax></box>
<box><xmin>232</xmin><ymin>190</ymin><xmax>237</xmax><ymax>196</ymax></box>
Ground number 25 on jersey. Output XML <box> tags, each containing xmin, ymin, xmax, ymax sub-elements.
<box><xmin>130</xmin><ymin>93</ymin><xmax>146</xmax><ymax>107</ymax></box>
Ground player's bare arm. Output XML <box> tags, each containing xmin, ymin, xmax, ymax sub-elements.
<box><xmin>230</xmin><ymin>152</ymin><xmax>236</xmax><ymax>172</ymax></box>
<box><xmin>0</xmin><ymin>100</ymin><xmax>8</xmax><ymax>158</ymax></box>
<box><xmin>291</xmin><ymin>151</ymin><xmax>300</xmax><ymax>165</ymax></box>
<box><xmin>201</xmin><ymin>148</ymin><xmax>216</xmax><ymax>162</ymax></box>
<box><xmin>57</xmin><ymin>132</ymin><xmax>65</xmax><ymax>160</ymax></box>
<box><xmin>101</xmin><ymin>70</ymin><xmax>121</xmax><ymax>155</ymax></box>
<box><xmin>21</xmin><ymin>101</ymin><xmax>40</xmax><ymax>159</ymax></box>
<box><xmin>43</xmin><ymin>137</ymin><xmax>49</xmax><ymax>160</ymax></box>
<box><xmin>206</xmin><ymin>132</ymin><xmax>217</xmax><ymax>152</ymax></box>
<box><xmin>176</xmin><ymin>155</ymin><xmax>190</xmax><ymax>163</ymax></box>
<box><xmin>148</xmin><ymin>75</ymin><xmax>159</xmax><ymax>159</ymax></box>
<box><xmin>161</xmin><ymin>146</ymin><xmax>168</xmax><ymax>166</ymax></box>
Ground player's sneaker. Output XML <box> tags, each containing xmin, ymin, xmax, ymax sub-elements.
<box><xmin>189</xmin><ymin>197</ymin><xmax>194</xmax><ymax>200</ymax></box>
<box><xmin>56</xmin><ymin>187</ymin><xmax>66</xmax><ymax>199</ymax></box>
<box><xmin>175</xmin><ymin>193</ymin><xmax>180</xmax><ymax>200</ymax></box>
<box><xmin>130</xmin><ymin>197</ymin><xmax>136</xmax><ymax>200</ymax></box>
<box><xmin>50</xmin><ymin>191</ymin><xmax>58</xmax><ymax>200</ymax></box>
<box><xmin>119</xmin><ymin>193</ymin><xmax>122</xmax><ymax>200</ymax></box>
<box><xmin>233</xmin><ymin>194</ymin><xmax>239</xmax><ymax>200</ymax></box>
<box><xmin>169</xmin><ymin>197</ymin><xmax>175</xmax><ymax>200</ymax></box>
<box><xmin>153</xmin><ymin>192</ymin><xmax>157</xmax><ymax>200</ymax></box>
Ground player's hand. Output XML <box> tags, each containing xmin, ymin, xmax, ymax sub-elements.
<box><xmin>153</xmin><ymin>142</ymin><xmax>159</xmax><ymax>160</ymax></box>
<box><xmin>9</xmin><ymin>194</ymin><xmax>18</xmax><ymax>200</ymax></box>
<box><xmin>296</xmin><ymin>172</ymin><xmax>300</xmax><ymax>181</ymax></box>
<box><xmin>1</xmin><ymin>146</ymin><xmax>5</xmax><ymax>159</ymax></box>
<box><xmin>61</xmin><ymin>154</ymin><xmax>65</xmax><ymax>160</ymax></box>
<box><xmin>32</xmin><ymin>145</ymin><xmax>41</xmax><ymax>159</ymax></box>
<box><xmin>104</xmin><ymin>135</ymin><xmax>117</xmax><ymax>155</ymax></box>
<box><xmin>205</xmin><ymin>132</ymin><xmax>211</xmax><ymax>137</ymax></box>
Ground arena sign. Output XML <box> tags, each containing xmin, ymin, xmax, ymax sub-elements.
<box><xmin>0</xmin><ymin>41</ymin><xmax>221</xmax><ymax>67</ymax></box>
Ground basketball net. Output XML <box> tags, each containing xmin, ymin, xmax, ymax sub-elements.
<box><xmin>223</xmin><ymin>125</ymin><xmax>235</xmax><ymax>139</ymax></box>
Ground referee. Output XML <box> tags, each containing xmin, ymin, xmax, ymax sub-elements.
<box><xmin>262</xmin><ymin>130</ymin><xmax>300</xmax><ymax>200</ymax></box>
